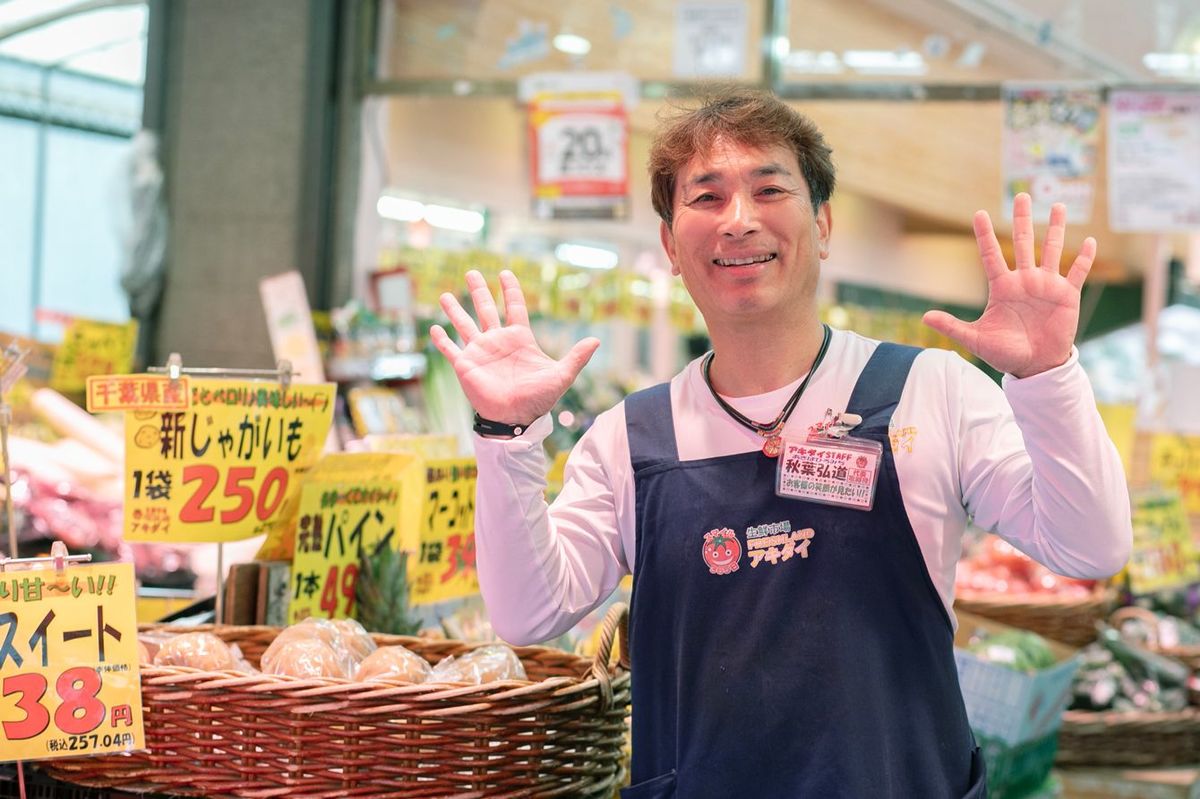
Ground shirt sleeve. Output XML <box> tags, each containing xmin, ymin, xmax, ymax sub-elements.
<box><xmin>957</xmin><ymin>348</ymin><xmax>1132</xmax><ymax>577</ymax></box>
<box><xmin>471</xmin><ymin>409</ymin><xmax>631</xmax><ymax>646</ymax></box>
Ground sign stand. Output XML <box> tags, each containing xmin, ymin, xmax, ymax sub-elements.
<box><xmin>144</xmin><ymin>353</ymin><xmax>295</xmax><ymax>625</ymax></box>
<box><xmin>1</xmin><ymin>541</ymin><xmax>93</xmax><ymax>799</ymax></box>
<box><xmin>1</xmin><ymin>339</ymin><xmax>30</xmax><ymax>560</ymax></box>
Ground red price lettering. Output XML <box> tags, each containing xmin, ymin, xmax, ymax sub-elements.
<box><xmin>180</xmin><ymin>465</ymin><xmax>291</xmax><ymax>524</ymax></box>
<box><xmin>54</xmin><ymin>667</ymin><xmax>105</xmax><ymax>735</ymax></box>
<box><xmin>2</xmin><ymin>667</ymin><xmax>105</xmax><ymax>740</ymax></box>
<box><xmin>2</xmin><ymin>673</ymin><xmax>50</xmax><ymax>740</ymax></box>
<box><xmin>318</xmin><ymin>564</ymin><xmax>359</xmax><ymax>618</ymax></box>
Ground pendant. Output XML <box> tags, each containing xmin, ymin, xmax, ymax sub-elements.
<box><xmin>762</xmin><ymin>435</ymin><xmax>782</xmax><ymax>458</ymax></box>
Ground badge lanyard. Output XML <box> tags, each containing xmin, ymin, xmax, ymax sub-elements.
<box><xmin>701</xmin><ymin>325</ymin><xmax>832</xmax><ymax>458</ymax></box>
<box><xmin>775</xmin><ymin>410</ymin><xmax>883</xmax><ymax>511</ymax></box>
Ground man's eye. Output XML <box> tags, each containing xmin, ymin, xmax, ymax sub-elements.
<box><xmin>760</xmin><ymin>187</ymin><xmax>785</xmax><ymax>196</ymax></box>
<box><xmin>688</xmin><ymin>193</ymin><xmax>718</xmax><ymax>204</ymax></box>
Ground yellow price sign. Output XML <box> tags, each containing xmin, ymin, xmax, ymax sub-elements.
<box><xmin>49</xmin><ymin>319</ymin><xmax>138</xmax><ymax>394</ymax></box>
<box><xmin>0</xmin><ymin>563</ymin><xmax>144</xmax><ymax>762</ymax></box>
<box><xmin>1129</xmin><ymin>491</ymin><xmax>1200</xmax><ymax>594</ymax></box>
<box><xmin>1147</xmin><ymin>433</ymin><xmax>1200</xmax><ymax>514</ymax></box>
<box><xmin>288</xmin><ymin>453</ymin><xmax>416</xmax><ymax>623</ymax></box>
<box><xmin>410</xmin><ymin>459</ymin><xmax>479</xmax><ymax>606</ymax></box>
<box><xmin>123</xmin><ymin>378</ymin><xmax>335</xmax><ymax>543</ymax></box>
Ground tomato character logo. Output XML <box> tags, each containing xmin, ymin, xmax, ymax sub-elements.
<box><xmin>701</xmin><ymin>528</ymin><xmax>741</xmax><ymax>575</ymax></box>
<box><xmin>855</xmin><ymin>455</ymin><xmax>868</xmax><ymax>468</ymax></box>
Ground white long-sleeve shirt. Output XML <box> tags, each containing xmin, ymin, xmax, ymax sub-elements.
<box><xmin>472</xmin><ymin>328</ymin><xmax>1133</xmax><ymax>645</ymax></box>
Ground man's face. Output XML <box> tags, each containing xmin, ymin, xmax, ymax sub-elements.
<box><xmin>660</xmin><ymin>137</ymin><xmax>831</xmax><ymax>329</ymax></box>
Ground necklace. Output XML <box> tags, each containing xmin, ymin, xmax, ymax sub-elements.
<box><xmin>701</xmin><ymin>324</ymin><xmax>832</xmax><ymax>458</ymax></box>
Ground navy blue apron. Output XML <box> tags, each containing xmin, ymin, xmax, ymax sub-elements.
<box><xmin>620</xmin><ymin>343</ymin><xmax>986</xmax><ymax>799</ymax></box>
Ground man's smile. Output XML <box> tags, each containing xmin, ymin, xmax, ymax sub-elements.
<box><xmin>713</xmin><ymin>253</ymin><xmax>777</xmax><ymax>267</ymax></box>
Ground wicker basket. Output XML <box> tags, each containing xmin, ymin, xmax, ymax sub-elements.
<box><xmin>40</xmin><ymin>604</ymin><xmax>631</xmax><ymax>798</ymax></box>
<box><xmin>953</xmin><ymin>585</ymin><xmax>1116</xmax><ymax>647</ymax></box>
<box><xmin>1055</xmin><ymin>708</ymin><xmax>1200</xmax><ymax>768</ymax></box>
<box><xmin>1109</xmin><ymin>606</ymin><xmax>1200</xmax><ymax>670</ymax></box>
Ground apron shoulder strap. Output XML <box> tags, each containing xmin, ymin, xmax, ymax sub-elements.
<box><xmin>845</xmin><ymin>342</ymin><xmax>922</xmax><ymax>428</ymax></box>
<box><xmin>623</xmin><ymin>382</ymin><xmax>678</xmax><ymax>469</ymax></box>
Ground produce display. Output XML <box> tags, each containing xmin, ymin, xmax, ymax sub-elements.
<box><xmin>152</xmin><ymin>631</ymin><xmax>252</xmax><ymax>672</ymax></box>
<box><xmin>956</xmin><ymin>537</ymin><xmax>1096</xmax><ymax>597</ymax></box>
<box><xmin>429</xmin><ymin>644</ymin><xmax>528</xmax><ymax>684</ymax></box>
<box><xmin>1070</xmin><ymin>624</ymin><xmax>1194</xmax><ymax>712</ymax></box>
<box><xmin>962</xmin><ymin>626</ymin><xmax>1057</xmax><ymax>672</ymax></box>
<box><xmin>354</xmin><ymin>645</ymin><xmax>433</xmax><ymax>683</ymax></box>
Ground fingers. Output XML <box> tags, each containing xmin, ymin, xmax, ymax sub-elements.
<box><xmin>1040</xmin><ymin>202</ymin><xmax>1067</xmax><ymax>274</ymax></box>
<box><xmin>428</xmin><ymin>324</ymin><xmax>462</xmax><ymax>362</ymax></box>
<box><xmin>499</xmin><ymin>270</ymin><xmax>531</xmax><ymax>328</ymax></box>
<box><xmin>973</xmin><ymin>210</ymin><xmax>1007</xmax><ymax>280</ymax></box>
<box><xmin>439</xmin><ymin>291</ymin><xmax>480</xmax><ymax>344</ymax></box>
<box><xmin>558</xmin><ymin>337</ymin><xmax>601</xmax><ymax>382</ymax></box>
<box><xmin>1066</xmin><ymin>237</ymin><xmax>1097</xmax><ymax>290</ymax></box>
<box><xmin>922</xmin><ymin>310</ymin><xmax>978</xmax><ymax>353</ymax></box>
<box><xmin>1012</xmin><ymin>192</ymin><xmax>1035</xmax><ymax>269</ymax></box>
<box><xmin>466</xmin><ymin>270</ymin><xmax>502</xmax><ymax>331</ymax></box>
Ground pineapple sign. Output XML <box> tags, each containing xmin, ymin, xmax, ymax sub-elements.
<box><xmin>288</xmin><ymin>452</ymin><xmax>420</xmax><ymax>623</ymax></box>
<box><xmin>288</xmin><ymin>454</ymin><xmax>481</xmax><ymax>624</ymax></box>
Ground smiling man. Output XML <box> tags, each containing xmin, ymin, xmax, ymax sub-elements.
<box><xmin>430</xmin><ymin>88</ymin><xmax>1132</xmax><ymax>798</ymax></box>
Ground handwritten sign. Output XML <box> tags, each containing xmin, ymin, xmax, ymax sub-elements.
<box><xmin>288</xmin><ymin>453</ymin><xmax>418</xmax><ymax>623</ymax></box>
<box><xmin>0</xmin><ymin>563</ymin><xmax>144</xmax><ymax>762</ymax></box>
<box><xmin>1129</xmin><ymin>491</ymin><xmax>1200</xmax><ymax>594</ymax></box>
<box><xmin>86</xmin><ymin>375</ymin><xmax>189</xmax><ymax>413</ymax></box>
<box><xmin>124</xmin><ymin>378</ymin><xmax>335</xmax><ymax>543</ymax></box>
<box><xmin>409</xmin><ymin>458</ymin><xmax>479</xmax><ymax>606</ymax></box>
<box><xmin>49</xmin><ymin>319</ymin><xmax>138</xmax><ymax>394</ymax></box>
<box><xmin>1147</xmin><ymin>433</ymin><xmax>1200</xmax><ymax>514</ymax></box>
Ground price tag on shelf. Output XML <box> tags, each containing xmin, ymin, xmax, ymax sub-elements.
<box><xmin>288</xmin><ymin>453</ymin><xmax>419</xmax><ymax>623</ymax></box>
<box><xmin>0</xmin><ymin>562</ymin><xmax>145</xmax><ymax>762</ymax></box>
<box><xmin>49</xmin><ymin>319</ymin><xmax>139</xmax><ymax>395</ymax></box>
<box><xmin>1129</xmin><ymin>490</ymin><xmax>1200</xmax><ymax>595</ymax></box>
<box><xmin>409</xmin><ymin>458</ymin><xmax>479</xmax><ymax>606</ymax></box>
<box><xmin>123</xmin><ymin>378</ymin><xmax>336</xmax><ymax>543</ymax></box>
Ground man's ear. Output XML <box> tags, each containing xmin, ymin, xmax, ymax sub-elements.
<box><xmin>660</xmin><ymin>220</ymin><xmax>680</xmax><ymax>276</ymax></box>
<box><xmin>815</xmin><ymin>202</ymin><xmax>832</xmax><ymax>260</ymax></box>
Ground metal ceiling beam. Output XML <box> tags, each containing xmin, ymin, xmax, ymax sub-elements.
<box><xmin>0</xmin><ymin>0</ymin><xmax>143</xmax><ymax>42</ymax></box>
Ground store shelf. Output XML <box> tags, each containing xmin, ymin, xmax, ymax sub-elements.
<box><xmin>327</xmin><ymin>352</ymin><xmax>427</xmax><ymax>383</ymax></box>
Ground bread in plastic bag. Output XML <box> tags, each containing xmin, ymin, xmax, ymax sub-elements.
<box><xmin>137</xmin><ymin>639</ymin><xmax>151</xmax><ymax>665</ymax></box>
<box><xmin>260</xmin><ymin>637</ymin><xmax>349</xmax><ymax>679</ymax></box>
<box><xmin>333</xmin><ymin>617</ymin><xmax>378</xmax><ymax>664</ymax></box>
<box><xmin>354</xmin><ymin>645</ymin><xmax>432</xmax><ymax>683</ymax></box>
<box><xmin>261</xmin><ymin>617</ymin><xmax>355</xmax><ymax>675</ymax></box>
<box><xmin>429</xmin><ymin>644</ymin><xmax>527</xmax><ymax>685</ymax></box>
<box><xmin>153</xmin><ymin>632</ymin><xmax>239</xmax><ymax>671</ymax></box>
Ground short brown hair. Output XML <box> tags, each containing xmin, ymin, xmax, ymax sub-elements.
<box><xmin>648</xmin><ymin>88</ymin><xmax>836</xmax><ymax>227</ymax></box>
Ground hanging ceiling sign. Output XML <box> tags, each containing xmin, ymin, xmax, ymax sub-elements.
<box><xmin>523</xmin><ymin>73</ymin><xmax>637</xmax><ymax>221</ymax></box>
<box><xmin>1001</xmin><ymin>83</ymin><xmax>1101</xmax><ymax>224</ymax></box>
<box><xmin>1108</xmin><ymin>90</ymin><xmax>1200</xmax><ymax>232</ymax></box>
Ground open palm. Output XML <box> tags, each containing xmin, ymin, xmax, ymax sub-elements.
<box><xmin>430</xmin><ymin>270</ymin><xmax>599</xmax><ymax>425</ymax></box>
<box><xmin>924</xmin><ymin>193</ymin><xmax>1096</xmax><ymax>378</ymax></box>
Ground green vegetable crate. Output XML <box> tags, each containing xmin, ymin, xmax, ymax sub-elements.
<box><xmin>954</xmin><ymin>611</ymin><xmax>1082</xmax><ymax>798</ymax></box>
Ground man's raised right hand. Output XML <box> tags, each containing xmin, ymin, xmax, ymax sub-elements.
<box><xmin>429</xmin><ymin>269</ymin><xmax>601</xmax><ymax>427</ymax></box>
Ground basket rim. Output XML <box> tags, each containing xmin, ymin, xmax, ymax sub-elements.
<box><xmin>954</xmin><ymin>584</ymin><xmax>1116</xmax><ymax>607</ymax></box>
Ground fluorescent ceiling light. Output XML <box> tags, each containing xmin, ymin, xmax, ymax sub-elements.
<box><xmin>553</xmin><ymin>33</ymin><xmax>591</xmax><ymax>55</ymax></box>
<box><xmin>843</xmin><ymin>49</ymin><xmax>927</xmax><ymax>75</ymax></box>
<box><xmin>1143</xmin><ymin>52</ymin><xmax>1200</xmax><ymax>74</ymax></box>
<box><xmin>555</xmin><ymin>243</ymin><xmax>619</xmax><ymax>270</ymax></box>
<box><xmin>423</xmin><ymin>203</ymin><xmax>485</xmax><ymax>233</ymax></box>
<box><xmin>377</xmin><ymin>196</ymin><xmax>425</xmax><ymax>222</ymax></box>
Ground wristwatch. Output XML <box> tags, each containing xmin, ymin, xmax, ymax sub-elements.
<box><xmin>473</xmin><ymin>413</ymin><xmax>532</xmax><ymax>438</ymax></box>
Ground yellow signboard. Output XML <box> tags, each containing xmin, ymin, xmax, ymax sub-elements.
<box><xmin>1147</xmin><ymin>433</ymin><xmax>1200</xmax><ymax>514</ymax></box>
<box><xmin>409</xmin><ymin>458</ymin><xmax>479</xmax><ymax>606</ymax></box>
<box><xmin>50</xmin><ymin>319</ymin><xmax>138</xmax><ymax>394</ymax></box>
<box><xmin>0</xmin><ymin>563</ymin><xmax>144</xmax><ymax>762</ymax></box>
<box><xmin>124</xmin><ymin>378</ymin><xmax>335</xmax><ymax>543</ymax></box>
<box><xmin>1096</xmin><ymin>403</ymin><xmax>1136</xmax><ymax>477</ymax></box>
<box><xmin>288</xmin><ymin>453</ymin><xmax>419</xmax><ymax>623</ymax></box>
<box><xmin>1129</xmin><ymin>491</ymin><xmax>1200</xmax><ymax>594</ymax></box>
<box><xmin>86</xmin><ymin>375</ymin><xmax>189</xmax><ymax>413</ymax></box>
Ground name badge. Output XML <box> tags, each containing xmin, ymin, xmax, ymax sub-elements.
<box><xmin>775</xmin><ymin>434</ymin><xmax>882</xmax><ymax>510</ymax></box>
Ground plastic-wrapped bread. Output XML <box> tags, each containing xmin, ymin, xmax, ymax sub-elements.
<box><xmin>153</xmin><ymin>632</ymin><xmax>238</xmax><ymax>671</ymax></box>
<box><xmin>332</xmin><ymin>618</ymin><xmax>378</xmax><ymax>664</ymax></box>
<box><xmin>137</xmin><ymin>640</ymin><xmax>151</xmax><ymax>665</ymax></box>
<box><xmin>261</xmin><ymin>617</ymin><xmax>355</xmax><ymax>675</ymax></box>
<box><xmin>354</xmin><ymin>645</ymin><xmax>431</xmax><ymax>683</ymax></box>
<box><xmin>260</xmin><ymin>637</ymin><xmax>348</xmax><ymax>679</ymax></box>
<box><xmin>429</xmin><ymin>645</ymin><xmax>527</xmax><ymax>685</ymax></box>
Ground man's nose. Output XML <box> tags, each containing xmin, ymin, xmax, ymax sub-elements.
<box><xmin>719</xmin><ymin>193</ymin><xmax>759</xmax><ymax>238</ymax></box>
